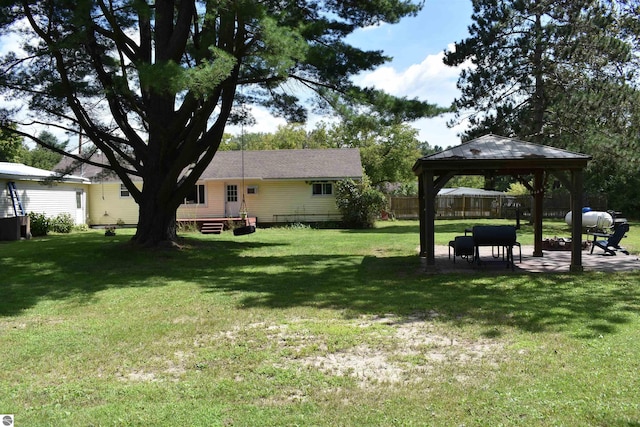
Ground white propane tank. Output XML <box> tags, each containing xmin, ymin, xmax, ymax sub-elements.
<box><xmin>564</xmin><ymin>210</ymin><xmax>613</xmax><ymax>229</ymax></box>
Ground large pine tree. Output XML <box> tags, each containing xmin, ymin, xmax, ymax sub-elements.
<box><xmin>0</xmin><ymin>0</ymin><xmax>438</xmax><ymax>246</ymax></box>
<box><xmin>445</xmin><ymin>0</ymin><xmax>638</xmax><ymax>141</ymax></box>
<box><xmin>444</xmin><ymin>0</ymin><xmax>640</xmax><ymax>212</ymax></box>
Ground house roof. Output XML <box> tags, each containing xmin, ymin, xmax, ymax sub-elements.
<box><xmin>200</xmin><ymin>148</ymin><xmax>363</xmax><ymax>180</ymax></box>
<box><xmin>0</xmin><ymin>162</ymin><xmax>89</xmax><ymax>183</ymax></box>
<box><xmin>413</xmin><ymin>134</ymin><xmax>591</xmax><ymax>175</ymax></box>
<box><xmin>55</xmin><ymin>153</ymin><xmax>134</xmax><ymax>182</ymax></box>
<box><xmin>55</xmin><ymin>148</ymin><xmax>363</xmax><ymax>182</ymax></box>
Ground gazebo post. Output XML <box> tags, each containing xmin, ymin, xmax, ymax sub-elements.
<box><xmin>418</xmin><ymin>177</ymin><xmax>426</xmax><ymax>257</ymax></box>
<box><xmin>570</xmin><ymin>169</ymin><xmax>584</xmax><ymax>272</ymax></box>
<box><xmin>533</xmin><ymin>170</ymin><xmax>544</xmax><ymax>257</ymax></box>
<box><xmin>421</xmin><ymin>170</ymin><xmax>436</xmax><ymax>266</ymax></box>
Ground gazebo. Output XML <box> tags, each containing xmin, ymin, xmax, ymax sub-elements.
<box><xmin>412</xmin><ymin>134</ymin><xmax>592</xmax><ymax>272</ymax></box>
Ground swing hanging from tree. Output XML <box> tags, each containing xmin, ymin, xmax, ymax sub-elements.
<box><xmin>233</xmin><ymin>122</ymin><xmax>256</xmax><ymax>236</ymax></box>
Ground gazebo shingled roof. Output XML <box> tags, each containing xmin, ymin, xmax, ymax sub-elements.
<box><xmin>413</xmin><ymin>134</ymin><xmax>592</xmax><ymax>272</ymax></box>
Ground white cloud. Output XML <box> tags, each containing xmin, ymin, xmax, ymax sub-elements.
<box><xmin>234</xmin><ymin>47</ymin><xmax>471</xmax><ymax>148</ymax></box>
<box><xmin>225</xmin><ymin>105</ymin><xmax>288</xmax><ymax>135</ymax></box>
<box><xmin>357</xmin><ymin>43</ymin><xmax>464</xmax><ymax>107</ymax></box>
<box><xmin>413</xmin><ymin>113</ymin><xmax>469</xmax><ymax>149</ymax></box>
<box><xmin>353</xmin><ymin>44</ymin><xmax>472</xmax><ymax>148</ymax></box>
<box><xmin>0</xmin><ymin>34</ymin><xmax>22</xmax><ymax>56</ymax></box>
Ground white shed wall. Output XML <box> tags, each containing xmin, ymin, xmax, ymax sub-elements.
<box><xmin>1</xmin><ymin>179</ymin><xmax>89</xmax><ymax>224</ymax></box>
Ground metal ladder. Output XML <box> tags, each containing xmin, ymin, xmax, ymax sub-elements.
<box><xmin>7</xmin><ymin>181</ymin><xmax>25</xmax><ymax>216</ymax></box>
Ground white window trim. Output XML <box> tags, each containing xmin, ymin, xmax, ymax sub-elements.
<box><xmin>183</xmin><ymin>184</ymin><xmax>206</xmax><ymax>205</ymax></box>
<box><xmin>119</xmin><ymin>184</ymin><xmax>130</xmax><ymax>198</ymax></box>
<box><xmin>312</xmin><ymin>182</ymin><xmax>333</xmax><ymax>196</ymax></box>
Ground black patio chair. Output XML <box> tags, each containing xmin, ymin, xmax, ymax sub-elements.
<box><xmin>590</xmin><ymin>222</ymin><xmax>630</xmax><ymax>256</ymax></box>
<box><xmin>448</xmin><ymin>236</ymin><xmax>475</xmax><ymax>263</ymax></box>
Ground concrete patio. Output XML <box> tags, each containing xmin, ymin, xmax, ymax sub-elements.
<box><xmin>428</xmin><ymin>245</ymin><xmax>640</xmax><ymax>274</ymax></box>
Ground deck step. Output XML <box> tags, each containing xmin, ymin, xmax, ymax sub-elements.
<box><xmin>201</xmin><ymin>222</ymin><xmax>224</xmax><ymax>234</ymax></box>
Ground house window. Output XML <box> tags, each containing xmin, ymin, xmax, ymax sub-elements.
<box><xmin>184</xmin><ymin>184</ymin><xmax>205</xmax><ymax>205</ymax></box>
<box><xmin>312</xmin><ymin>182</ymin><xmax>332</xmax><ymax>196</ymax></box>
<box><xmin>226</xmin><ymin>184</ymin><xmax>238</xmax><ymax>202</ymax></box>
<box><xmin>120</xmin><ymin>184</ymin><xmax>130</xmax><ymax>198</ymax></box>
<box><xmin>247</xmin><ymin>185</ymin><xmax>258</xmax><ymax>195</ymax></box>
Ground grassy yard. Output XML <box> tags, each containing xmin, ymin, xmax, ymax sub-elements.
<box><xmin>1</xmin><ymin>220</ymin><xmax>640</xmax><ymax>426</ymax></box>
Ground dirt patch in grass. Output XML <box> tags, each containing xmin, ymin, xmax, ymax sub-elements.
<box><xmin>116</xmin><ymin>350</ymin><xmax>191</xmax><ymax>383</ymax></box>
<box><xmin>301</xmin><ymin>344</ymin><xmax>407</xmax><ymax>385</ymax></box>
<box><xmin>117</xmin><ymin>313</ymin><xmax>504</xmax><ymax>387</ymax></box>
<box><xmin>262</xmin><ymin>312</ymin><xmax>505</xmax><ymax>388</ymax></box>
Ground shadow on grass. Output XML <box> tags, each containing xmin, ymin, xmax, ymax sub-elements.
<box><xmin>2</xmin><ymin>232</ymin><xmax>640</xmax><ymax>338</ymax></box>
<box><xmin>0</xmin><ymin>232</ymin><xmax>284</xmax><ymax>316</ymax></box>
<box><xmin>200</xmin><ymin>253</ymin><xmax>640</xmax><ymax>337</ymax></box>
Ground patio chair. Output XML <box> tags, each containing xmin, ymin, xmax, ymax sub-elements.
<box><xmin>590</xmin><ymin>222</ymin><xmax>630</xmax><ymax>256</ymax></box>
<box><xmin>449</xmin><ymin>236</ymin><xmax>475</xmax><ymax>263</ymax></box>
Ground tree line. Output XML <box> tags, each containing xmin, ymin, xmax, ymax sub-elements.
<box><xmin>445</xmin><ymin>0</ymin><xmax>640</xmax><ymax>215</ymax></box>
<box><xmin>0</xmin><ymin>127</ymin><xmax>66</xmax><ymax>171</ymax></box>
<box><xmin>219</xmin><ymin>119</ymin><xmax>443</xmax><ymax>190</ymax></box>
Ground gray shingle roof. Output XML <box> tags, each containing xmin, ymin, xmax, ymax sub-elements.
<box><xmin>200</xmin><ymin>148</ymin><xmax>363</xmax><ymax>180</ymax></box>
<box><xmin>423</xmin><ymin>134</ymin><xmax>591</xmax><ymax>161</ymax></box>
<box><xmin>54</xmin><ymin>154</ymin><xmax>123</xmax><ymax>182</ymax></box>
<box><xmin>55</xmin><ymin>148</ymin><xmax>363</xmax><ymax>182</ymax></box>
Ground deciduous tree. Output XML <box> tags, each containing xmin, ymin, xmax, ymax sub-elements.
<box><xmin>328</xmin><ymin>115</ymin><xmax>423</xmax><ymax>186</ymax></box>
<box><xmin>0</xmin><ymin>124</ymin><xmax>25</xmax><ymax>162</ymax></box>
<box><xmin>24</xmin><ymin>131</ymin><xmax>68</xmax><ymax>170</ymax></box>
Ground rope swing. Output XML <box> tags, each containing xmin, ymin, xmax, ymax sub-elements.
<box><xmin>233</xmin><ymin>119</ymin><xmax>256</xmax><ymax>236</ymax></box>
<box><xmin>239</xmin><ymin>133</ymin><xmax>247</xmax><ymax>219</ymax></box>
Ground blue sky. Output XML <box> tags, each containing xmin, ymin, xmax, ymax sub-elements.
<box><xmin>347</xmin><ymin>0</ymin><xmax>473</xmax><ymax>71</ymax></box>
<box><xmin>347</xmin><ymin>0</ymin><xmax>474</xmax><ymax>148</ymax></box>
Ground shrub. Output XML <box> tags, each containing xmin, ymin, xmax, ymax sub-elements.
<box><xmin>29</xmin><ymin>212</ymin><xmax>50</xmax><ymax>237</ymax></box>
<box><xmin>50</xmin><ymin>213</ymin><xmax>75</xmax><ymax>233</ymax></box>
<box><xmin>335</xmin><ymin>177</ymin><xmax>387</xmax><ymax>228</ymax></box>
<box><xmin>283</xmin><ymin>222</ymin><xmax>311</xmax><ymax>230</ymax></box>
<box><xmin>74</xmin><ymin>224</ymin><xmax>89</xmax><ymax>232</ymax></box>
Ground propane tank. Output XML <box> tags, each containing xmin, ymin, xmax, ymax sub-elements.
<box><xmin>565</xmin><ymin>210</ymin><xmax>613</xmax><ymax>229</ymax></box>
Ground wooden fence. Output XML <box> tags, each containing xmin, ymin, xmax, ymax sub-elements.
<box><xmin>389</xmin><ymin>193</ymin><xmax>608</xmax><ymax>220</ymax></box>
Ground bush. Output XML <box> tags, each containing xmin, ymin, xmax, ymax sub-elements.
<box><xmin>335</xmin><ymin>177</ymin><xmax>388</xmax><ymax>228</ymax></box>
<box><xmin>29</xmin><ymin>212</ymin><xmax>50</xmax><ymax>237</ymax></box>
<box><xmin>50</xmin><ymin>213</ymin><xmax>75</xmax><ymax>233</ymax></box>
<box><xmin>74</xmin><ymin>224</ymin><xmax>89</xmax><ymax>232</ymax></box>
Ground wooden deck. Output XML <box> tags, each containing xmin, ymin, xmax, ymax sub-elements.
<box><xmin>177</xmin><ymin>217</ymin><xmax>256</xmax><ymax>234</ymax></box>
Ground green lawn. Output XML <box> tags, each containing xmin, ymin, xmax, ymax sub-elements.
<box><xmin>1</xmin><ymin>220</ymin><xmax>640</xmax><ymax>426</ymax></box>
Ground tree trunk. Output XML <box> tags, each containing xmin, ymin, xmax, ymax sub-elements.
<box><xmin>132</xmin><ymin>171</ymin><xmax>180</xmax><ymax>246</ymax></box>
<box><xmin>133</xmin><ymin>196</ymin><xmax>178</xmax><ymax>246</ymax></box>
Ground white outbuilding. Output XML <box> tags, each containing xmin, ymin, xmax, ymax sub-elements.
<box><xmin>1</xmin><ymin>162</ymin><xmax>90</xmax><ymax>240</ymax></box>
